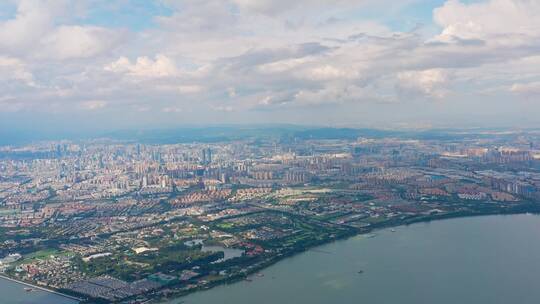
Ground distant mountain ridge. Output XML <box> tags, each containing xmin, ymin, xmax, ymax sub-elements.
<box><xmin>0</xmin><ymin>125</ymin><xmax>530</xmax><ymax>146</ymax></box>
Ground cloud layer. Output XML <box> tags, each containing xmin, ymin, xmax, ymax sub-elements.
<box><xmin>1</xmin><ymin>0</ymin><xmax>539</xmax><ymax>129</ymax></box>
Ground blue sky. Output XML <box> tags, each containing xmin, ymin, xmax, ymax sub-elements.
<box><xmin>1</xmin><ymin>0</ymin><xmax>540</xmax><ymax>134</ymax></box>
<box><xmin>81</xmin><ymin>1</ymin><xmax>173</xmax><ymax>31</ymax></box>
<box><xmin>0</xmin><ymin>1</ymin><xmax>448</xmax><ymax>31</ymax></box>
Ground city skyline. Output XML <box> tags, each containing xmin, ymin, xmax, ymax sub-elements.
<box><xmin>1</xmin><ymin>0</ymin><xmax>540</xmax><ymax>132</ymax></box>
<box><xmin>3</xmin><ymin>127</ymin><xmax>540</xmax><ymax>303</ymax></box>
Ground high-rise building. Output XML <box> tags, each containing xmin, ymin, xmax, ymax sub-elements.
<box><xmin>284</xmin><ymin>170</ymin><xmax>310</xmax><ymax>184</ymax></box>
<box><xmin>201</xmin><ymin>148</ymin><xmax>212</xmax><ymax>164</ymax></box>
<box><xmin>220</xmin><ymin>173</ymin><xmax>228</xmax><ymax>183</ymax></box>
<box><xmin>142</xmin><ymin>176</ymin><xmax>148</xmax><ymax>187</ymax></box>
<box><xmin>206</xmin><ymin>148</ymin><xmax>212</xmax><ymax>164</ymax></box>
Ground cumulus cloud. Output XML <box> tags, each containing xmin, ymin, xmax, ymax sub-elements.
<box><xmin>40</xmin><ymin>26</ymin><xmax>123</xmax><ymax>60</ymax></box>
<box><xmin>434</xmin><ymin>0</ymin><xmax>540</xmax><ymax>41</ymax></box>
<box><xmin>0</xmin><ymin>0</ymin><xmax>54</xmax><ymax>51</ymax></box>
<box><xmin>105</xmin><ymin>55</ymin><xmax>178</xmax><ymax>78</ymax></box>
<box><xmin>0</xmin><ymin>56</ymin><xmax>35</xmax><ymax>86</ymax></box>
<box><xmin>397</xmin><ymin>69</ymin><xmax>449</xmax><ymax>99</ymax></box>
<box><xmin>306</xmin><ymin>65</ymin><xmax>359</xmax><ymax>81</ymax></box>
<box><xmin>293</xmin><ymin>85</ymin><xmax>363</xmax><ymax>105</ymax></box>
<box><xmin>0</xmin><ymin>0</ymin><xmax>122</xmax><ymax>60</ymax></box>
<box><xmin>1</xmin><ymin>0</ymin><xmax>540</xmax><ymax>127</ymax></box>
<box><xmin>258</xmin><ymin>57</ymin><xmax>316</xmax><ymax>74</ymax></box>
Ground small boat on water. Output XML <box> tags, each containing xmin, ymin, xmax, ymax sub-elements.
<box><xmin>24</xmin><ymin>287</ymin><xmax>33</xmax><ymax>292</ymax></box>
<box><xmin>390</xmin><ymin>229</ymin><xmax>396</xmax><ymax>232</ymax></box>
<box><xmin>365</xmin><ymin>233</ymin><xmax>376</xmax><ymax>238</ymax></box>
<box><xmin>358</xmin><ymin>270</ymin><xmax>364</xmax><ymax>274</ymax></box>
<box><xmin>256</xmin><ymin>273</ymin><xmax>264</xmax><ymax>277</ymax></box>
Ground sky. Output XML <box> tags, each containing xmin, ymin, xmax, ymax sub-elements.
<box><xmin>1</xmin><ymin>0</ymin><xmax>540</xmax><ymax>134</ymax></box>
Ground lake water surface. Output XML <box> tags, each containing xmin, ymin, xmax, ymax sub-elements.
<box><xmin>0</xmin><ymin>277</ymin><xmax>78</xmax><ymax>304</ymax></box>
<box><xmin>177</xmin><ymin>214</ymin><xmax>540</xmax><ymax>304</ymax></box>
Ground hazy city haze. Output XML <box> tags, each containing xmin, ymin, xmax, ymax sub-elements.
<box><xmin>1</xmin><ymin>0</ymin><xmax>539</xmax><ymax>132</ymax></box>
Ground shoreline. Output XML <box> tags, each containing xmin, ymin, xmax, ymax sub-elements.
<box><xmin>158</xmin><ymin>212</ymin><xmax>540</xmax><ymax>304</ymax></box>
<box><xmin>4</xmin><ymin>207</ymin><xmax>540</xmax><ymax>304</ymax></box>
<box><xmin>0</xmin><ymin>274</ymin><xmax>83</xmax><ymax>302</ymax></box>
<box><xmin>162</xmin><ymin>207</ymin><xmax>540</xmax><ymax>303</ymax></box>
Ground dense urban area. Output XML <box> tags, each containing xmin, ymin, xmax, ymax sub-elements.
<box><xmin>2</xmin><ymin>128</ymin><xmax>540</xmax><ymax>303</ymax></box>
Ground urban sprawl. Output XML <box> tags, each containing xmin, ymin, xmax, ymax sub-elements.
<box><xmin>1</xmin><ymin>130</ymin><xmax>540</xmax><ymax>303</ymax></box>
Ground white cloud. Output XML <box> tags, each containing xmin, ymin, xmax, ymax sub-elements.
<box><xmin>258</xmin><ymin>57</ymin><xmax>315</xmax><ymax>73</ymax></box>
<box><xmin>162</xmin><ymin>106</ymin><xmax>183</xmax><ymax>113</ymax></box>
<box><xmin>510</xmin><ymin>82</ymin><xmax>540</xmax><ymax>96</ymax></box>
<box><xmin>232</xmin><ymin>0</ymin><xmax>325</xmax><ymax>15</ymax></box>
<box><xmin>232</xmin><ymin>0</ymin><xmax>398</xmax><ymax>16</ymax></box>
<box><xmin>212</xmin><ymin>105</ymin><xmax>234</xmax><ymax>112</ymax></box>
<box><xmin>2</xmin><ymin>0</ymin><xmax>540</xmax><ymax>127</ymax></box>
<box><xmin>306</xmin><ymin>65</ymin><xmax>358</xmax><ymax>81</ymax></box>
<box><xmin>178</xmin><ymin>85</ymin><xmax>204</xmax><ymax>94</ymax></box>
<box><xmin>227</xmin><ymin>87</ymin><xmax>237</xmax><ymax>98</ymax></box>
<box><xmin>434</xmin><ymin>0</ymin><xmax>540</xmax><ymax>41</ymax></box>
<box><xmin>81</xmin><ymin>100</ymin><xmax>107</xmax><ymax>110</ymax></box>
<box><xmin>40</xmin><ymin>25</ymin><xmax>123</xmax><ymax>60</ymax></box>
<box><xmin>0</xmin><ymin>56</ymin><xmax>35</xmax><ymax>86</ymax></box>
<box><xmin>0</xmin><ymin>0</ymin><xmax>53</xmax><ymax>50</ymax></box>
<box><xmin>0</xmin><ymin>0</ymin><xmax>121</xmax><ymax>60</ymax></box>
<box><xmin>105</xmin><ymin>55</ymin><xmax>178</xmax><ymax>78</ymax></box>
<box><xmin>397</xmin><ymin>69</ymin><xmax>449</xmax><ymax>99</ymax></box>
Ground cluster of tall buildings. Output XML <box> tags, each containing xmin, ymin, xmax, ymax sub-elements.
<box><xmin>201</xmin><ymin>148</ymin><xmax>212</xmax><ymax>165</ymax></box>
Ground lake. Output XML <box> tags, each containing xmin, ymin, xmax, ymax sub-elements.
<box><xmin>3</xmin><ymin>214</ymin><xmax>540</xmax><ymax>304</ymax></box>
<box><xmin>0</xmin><ymin>277</ymin><xmax>78</xmax><ymax>304</ymax></box>
<box><xmin>176</xmin><ymin>214</ymin><xmax>540</xmax><ymax>304</ymax></box>
<box><xmin>202</xmin><ymin>245</ymin><xmax>244</xmax><ymax>263</ymax></box>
